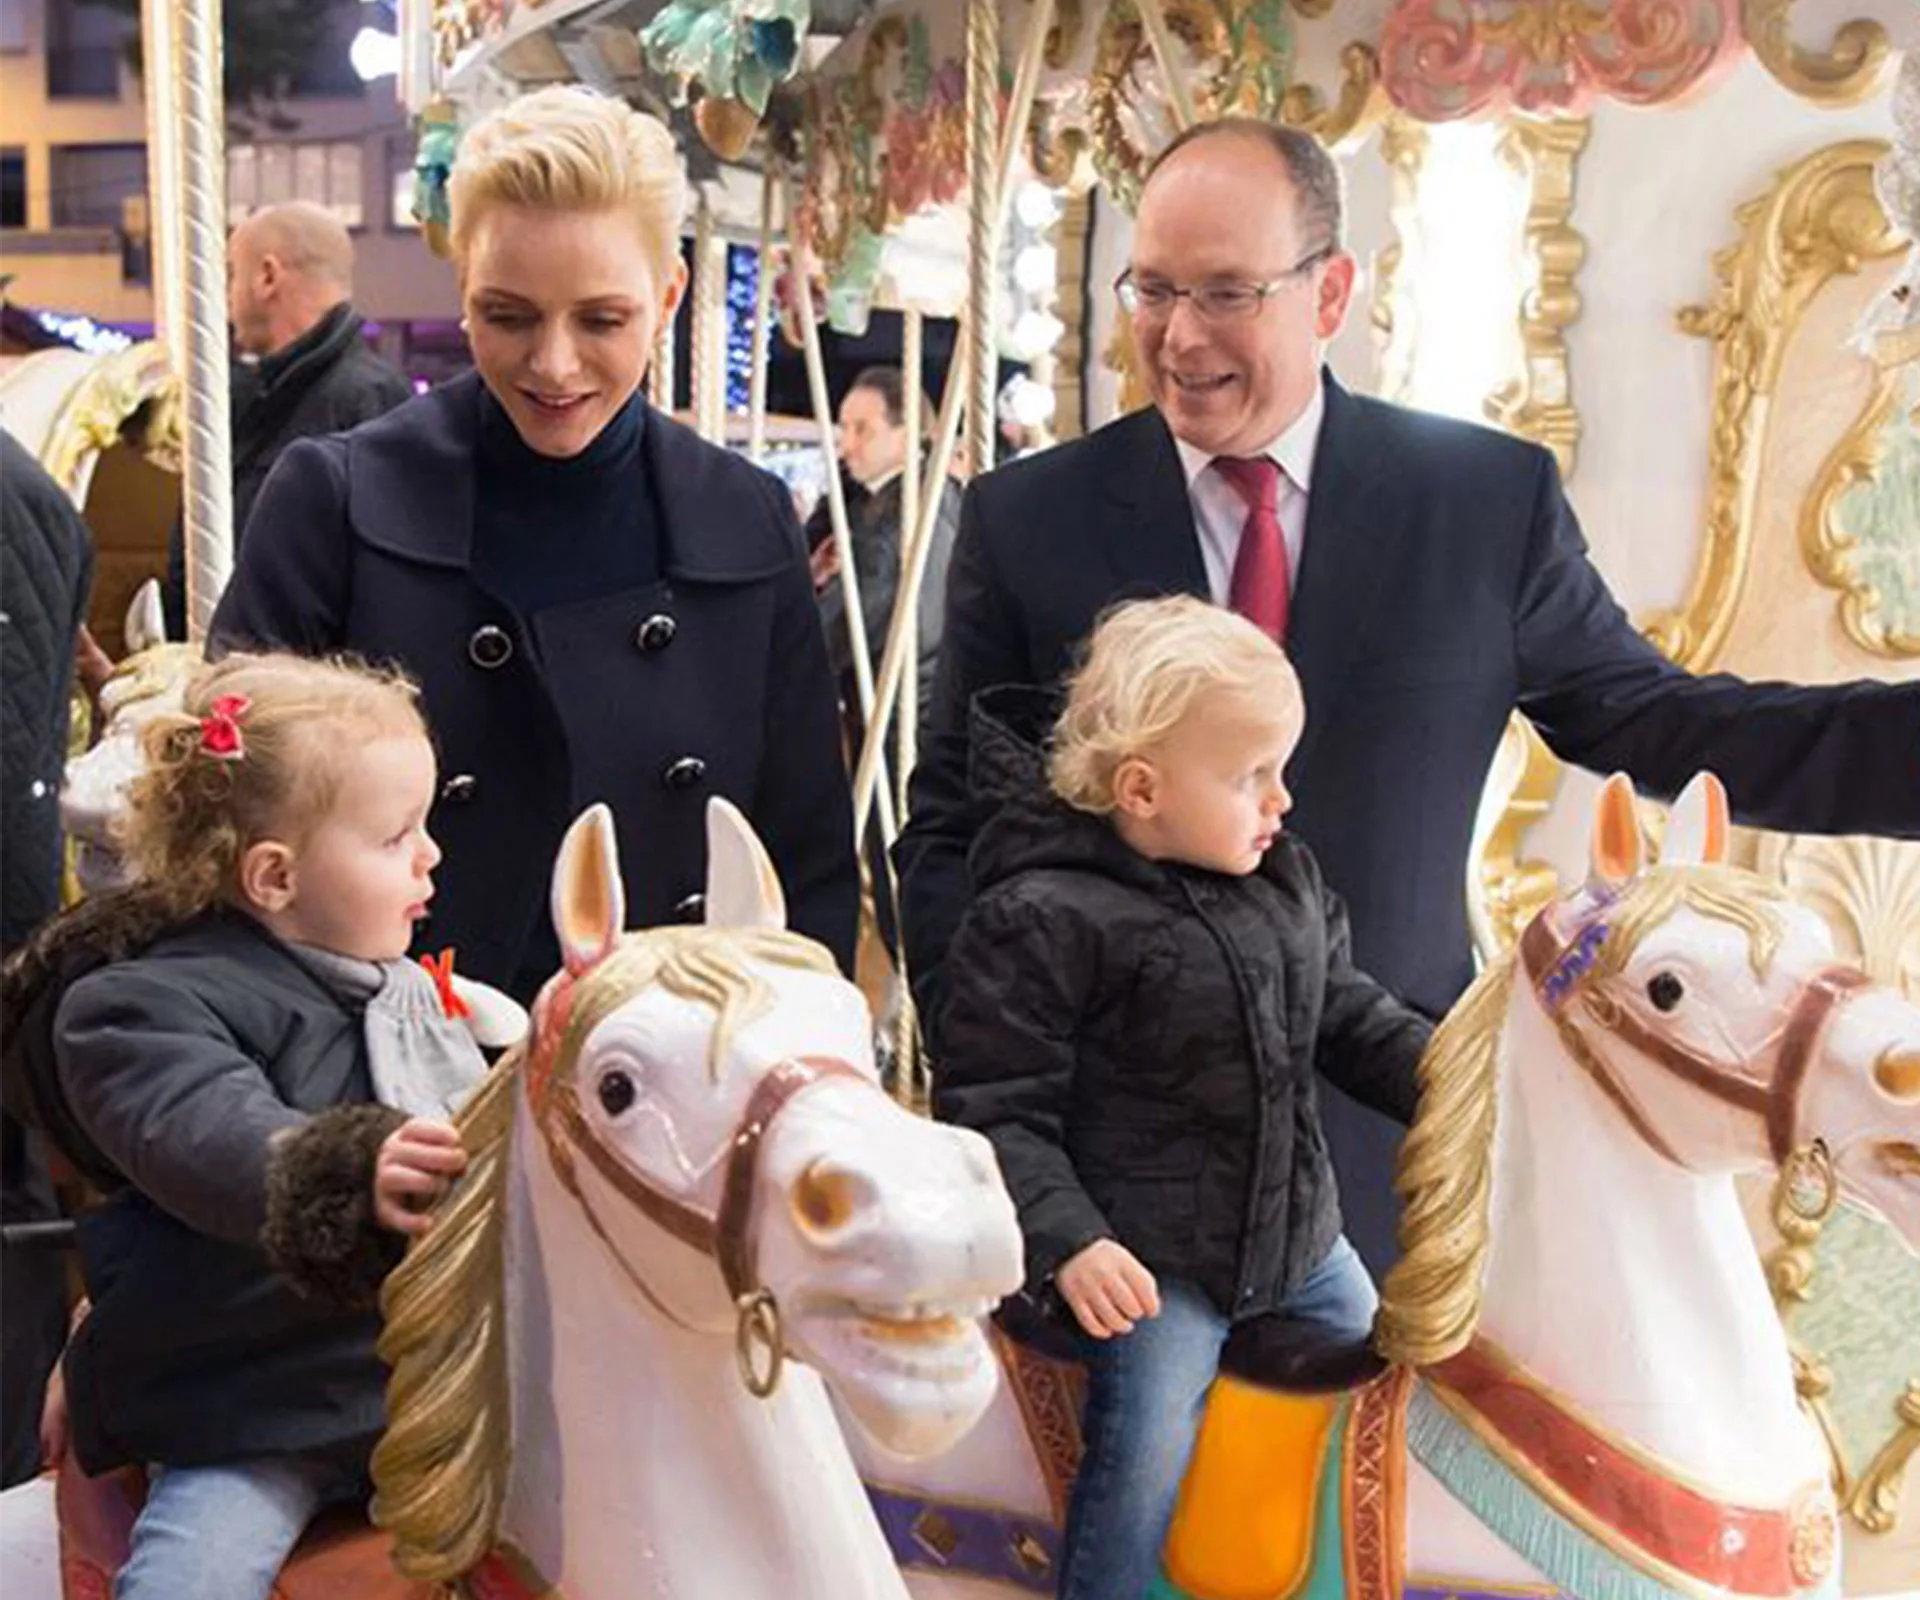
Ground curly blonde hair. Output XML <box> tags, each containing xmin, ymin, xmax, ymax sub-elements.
<box><xmin>448</xmin><ymin>85</ymin><xmax>687</xmax><ymax>290</ymax></box>
<box><xmin>1049</xmin><ymin>596</ymin><xmax>1301</xmax><ymax>814</ymax></box>
<box><xmin>124</xmin><ymin>653</ymin><xmax>426</xmax><ymax>922</ymax></box>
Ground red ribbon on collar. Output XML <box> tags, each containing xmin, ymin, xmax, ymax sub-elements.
<box><xmin>419</xmin><ymin>948</ymin><xmax>471</xmax><ymax>1021</ymax></box>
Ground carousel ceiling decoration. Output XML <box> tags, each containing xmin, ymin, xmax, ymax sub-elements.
<box><xmin>641</xmin><ymin>0</ymin><xmax>812</xmax><ymax>158</ymax></box>
<box><xmin>1377</xmin><ymin>0</ymin><xmax>1745</xmax><ymax>120</ymax></box>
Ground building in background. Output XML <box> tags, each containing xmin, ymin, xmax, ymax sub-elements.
<box><xmin>0</xmin><ymin>0</ymin><xmax>464</xmax><ymax>382</ymax></box>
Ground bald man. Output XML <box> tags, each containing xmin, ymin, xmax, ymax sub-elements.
<box><xmin>164</xmin><ymin>202</ymin><xmax>411</xmax><ymax>633</ymax></box>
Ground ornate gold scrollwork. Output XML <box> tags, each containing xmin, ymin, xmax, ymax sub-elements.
<box><xmin>1798</xmin><ymin>366</ymin><xmax>1920</xmax><ymax>658</ymax></box>
<box><xmin>1369</xmin><ymin>111</ymin><xmax>1429</xmax><ymax>406</ymax></box>
<box><xmin>42</xmin><ymin>342</ymin><xmax>180</xmax><ymax>496</ymax></box>
<box><xmin>1488</xmin><ymin>115</ymin><xmax>1590</xmax><ymax>483</ymax></box>
<box><xmin>1469</xmin><ymin>116</ymin><xmax>1589</xmax><ymax>957</ymax></box>
<box><xmin>1853</xmin><ymin>1382</ymin><xmax>1920</xmax><ymax>1534</ymax></box>
<box><xmin>1278</xmin><ymin>41</ymin><xmax>1385</xmax><ymax>149</ymax></box>
<box><xmin>1741</xmin><ymin>0</ymin><xmax>1893</xmax><ymax>109</ymax></box>
<box><xmin>1658</xmin><ymin>141</ymin><xmax>1902</xmax><ymax>670</ymax></box>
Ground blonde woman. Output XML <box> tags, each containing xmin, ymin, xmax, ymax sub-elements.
<box><xmin>213</xmin><ymin>86</ymin><xmax>857</xmax><ymax>998</ymax></box>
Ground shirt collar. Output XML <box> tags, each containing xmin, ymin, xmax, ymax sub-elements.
<box><xmin>1172</xmin><ymin>379</ymin><xmax>1326</xmax><ymax>495</ymax></box>
<box><xmin>861</xmin><ymin>465</ymin><xmax>905</xmax><ymax>494</ymax></box>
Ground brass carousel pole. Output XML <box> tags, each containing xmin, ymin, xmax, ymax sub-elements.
<box><xmin>690</xmin><ymin>195</ymin><xmax>727</xmax><ymax>442</ymax></box>
<box><xmin>1135</xmin><ymin>0</ymin><xmax>1198</xmax><ymax>131</ymax></box>
<box><xmin>778</xmin><ymin>172</ymin><xmax>900</xmax><ymax>851</ymax></box>
<box><xmin>896</xmin><ymin>306</ymin><xmax>922</xmax><ymax>822</ymax></box>
<box><xmin>747</xmin><ymin>172</ymin><xmax>776</xmax><ymax>462</ymax></box>
<box><xmin>964</xmin><ymin>0</ymin><xmax>1000</xmax><ymax>481</ymax></box>
<box><xmin>850</xmin><ymin>0</ymin><xmax>1056</xmax><ymax>845</ymax></box>
<box><xmin>166</xmin><ymin>0</ymin><xmax>234</xmax><ymax>643</ymax></box>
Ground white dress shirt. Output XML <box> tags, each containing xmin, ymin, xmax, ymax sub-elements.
<box><xmin>1171</xmin><ymin>383</ymin><xmax>1325</xmax><ymax>605</ymax></box>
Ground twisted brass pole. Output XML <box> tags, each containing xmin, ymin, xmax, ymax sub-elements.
<box><xmin>173</xmin><ymin>0</ymin><xmax>233</xmax><ymax>643</ymax></box>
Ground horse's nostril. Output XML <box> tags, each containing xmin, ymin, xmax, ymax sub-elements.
<box><xmin>1873</xmin><ymin>1047</ymin><xmax>1920</xmax><ymax>1103</ymax></box>
<box><xmin>792</xmin><ymin>1161</ymin><xmax>871</xmax><ymax>1237</ymax></box>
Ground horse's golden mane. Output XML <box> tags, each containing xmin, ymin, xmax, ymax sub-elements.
<box><xmin>372</xmin><ymin>924</ymin><xmax>836</xmax><ymax>1580</ymax></box>
<box><xmin>1375</xmin><ymin>864</ymin><xmax>1788</xmax><ymax>1368</ymax></box>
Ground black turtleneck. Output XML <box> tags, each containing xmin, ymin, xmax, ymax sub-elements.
<box><xmin>470</xmin><ymin>385</ymin><xmax>659</xmax><ymax>617</ymax></box>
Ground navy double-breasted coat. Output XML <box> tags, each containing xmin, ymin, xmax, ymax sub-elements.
<box><xmin>213</xmin><ymin>374</ymin><xmax>859</xmax><ymax>993</ymax></box>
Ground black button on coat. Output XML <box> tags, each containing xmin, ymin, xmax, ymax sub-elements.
<box><xmin>210</xmin><ymin>375</ymin><xmax>858</xmax><ymax>995</ymax></box>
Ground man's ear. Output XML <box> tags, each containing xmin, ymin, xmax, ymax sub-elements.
<box><xmin>1112</xmin><ymin>757</ymin><xmax>1159</xmax><ymax>819</ymax></box>
<box><xmin>238</xmin><ymin>840</ymin><xmax>298</xmax><ymax>914</ymax></box>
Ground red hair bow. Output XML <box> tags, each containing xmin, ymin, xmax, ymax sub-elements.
<box><xmin>420</xmin><ymin>949</ymin><xmax>471</xmax><ymax>1021</ymax></box>
<box><xmin>198</xmin><ymin>694</ymin><xmax>250</xmax><ymax>759</ymax></box>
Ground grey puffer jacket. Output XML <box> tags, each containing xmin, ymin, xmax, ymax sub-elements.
<box><xmin>934</xmin><ymin>690</ymin><xmax>1431</xmax><ymax>1321</ymax></box>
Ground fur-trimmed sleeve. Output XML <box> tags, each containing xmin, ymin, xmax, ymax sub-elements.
<box><xmin>261</xmin><ymin>1104</ymin><xmax>408</xmax><ymax>1305</ymax></box>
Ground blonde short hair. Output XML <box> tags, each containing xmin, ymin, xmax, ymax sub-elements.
<box><xmin>448</xmin><ymin>86</ymin><xmax>687</xmax><ymax>288</ymax></box>
<box><xmin>1049</xmin><ymin>596</ymin><xmax>1300</xmax><ymax>814</ymax></box>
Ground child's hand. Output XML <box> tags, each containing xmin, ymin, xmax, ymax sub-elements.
<box><xmin>1056</xmin><ymin>1239</ymin><xmax>1161</xmax><ymax>1339</ymax></box>
<box><xmin>373</xmin><ymin>1117</ymin><xmax>468</xmax><ymax>1235</ymax></box>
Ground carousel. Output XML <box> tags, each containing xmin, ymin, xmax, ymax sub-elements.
<box><xmin>1</xmin><ymin>1</ymin><xmax>1918</xmax><ymax>1597</ymax></box>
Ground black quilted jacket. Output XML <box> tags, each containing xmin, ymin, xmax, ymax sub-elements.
<box><xmin>934</xmin><ymin>691</ymin><xmax>1431</xmax><ymax>1320</ymax></box>
<box><xmin>1</xmin><ymin>430</ymin><xmax>92</xmax><ymax>951</ymax></box>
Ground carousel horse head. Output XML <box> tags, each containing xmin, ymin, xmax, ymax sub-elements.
<box><xmin>1383</xmin><ymin>769</ymin><xmax>1920</xmax><ymax>1371</ymax></box>
<box><xmin>375</xmin><ymin>800</ymin><xmax>1024</xmax><ymax>1585</ymax></box>
<box><xmin>1515</xmin><ymin>772</ymin><xmax>1920</xmax><ymax>1240</ymax></box>
<box><xmin>524</xmin><ymin>798</ymin><xmax>1024</xmax><ymax>1449</ymax></box>
<box><xmin>61</xmin><ymin>580</ymin><xmax>199</xmax><ymax>894</ymax></box>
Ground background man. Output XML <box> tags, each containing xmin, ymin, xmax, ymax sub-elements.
<box><xmin>164</xmin><ymin>201</ymin><xmax>410</xmax><ymax>634</ymax></box>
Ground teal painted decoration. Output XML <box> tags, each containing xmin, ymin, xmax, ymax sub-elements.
<box><xmin>640</xmin><ymin>0</ymin><xmax>810</xmax><ymax>117</ymax></box>
<box><xmin>1832</xmin><ymin>366</ymin><xmax>1920</xmax><ymax>645</ymax></box>
<box><xmin>411</xmin><ymin>102</ymin><xmax>460</xmax><ymax>258</ymax></box>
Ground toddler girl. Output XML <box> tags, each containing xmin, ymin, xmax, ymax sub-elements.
<box><xmin>7</xmin><ymin>652</ymin><xmax>511</xmax><ymax>1600</ymax></box>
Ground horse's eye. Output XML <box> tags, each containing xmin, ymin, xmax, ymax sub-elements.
<box><xmin>597</xmin><ymin>1070</ymin><xmax>637</xmax><ymax>1117</ymax></box>
<box><xmin>1647</xmin><ymin>973</ymin><xmax>1685</xmax><ymax>1012</ymax></box>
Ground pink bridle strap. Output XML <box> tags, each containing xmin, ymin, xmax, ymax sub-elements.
<box><xmin>1519</xmin><ymin>906</ymin><xmax>1869</xmax><ymax>1168</ymax></box>
<box><xmin>540</xmin><ymin>1048</ymin><xmax>864</xmax><ymax>1301</ymax></box>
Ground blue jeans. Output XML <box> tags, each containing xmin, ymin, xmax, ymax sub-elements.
<box><xmin>116</xmin><ymin>1455</ymin><xmax>361</xmax><ymax>1600</ymax></box>
<box><xmin>1056</xmin><ymin>1236</ymin><xmax>1377</xmax><ymax>1600</ymax></box>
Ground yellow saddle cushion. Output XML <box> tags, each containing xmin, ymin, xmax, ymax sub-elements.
<box><xmin>1160</xmin><ymin>1376</ymin><xmax>1344</xmax><ymax>1600</ymax></box>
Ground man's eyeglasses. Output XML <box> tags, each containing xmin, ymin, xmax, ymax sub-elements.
<box><xmin>1115</xmin><ymin>250</ymin><xmax>1334</xmax><ymax>321</ymax></box>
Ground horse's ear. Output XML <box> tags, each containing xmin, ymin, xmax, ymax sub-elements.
<box><xmin>551</xmin><ymin>804</ymin><xmax>624</xmax><ymax>975</ymax></box>
<box><xmin>1590</xmin><ymin>772</ymin><xmax>1645</xmax><ymax>886</ymax></box>
<box><xmin>705</xmin><ymin>798</ymin><xmax>787</xmax><ymax>931</ymax></box>
<box><xmin>1664</xmin><ymin>772</ymin><xmax>1730</xmax><ymax>866</ymax></box>
<box><xmin>125</xmin><ymin>579</ymin><xmax>167</xmax><ymax>652</ymax></box>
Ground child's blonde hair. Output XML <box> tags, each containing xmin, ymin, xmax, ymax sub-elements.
<box><xmin>449</xmin><ymin>85</ymin><xmax>687</xmax><ymax>290</ymax></box>
<box><xmin>1049</xmin><ymin>596</ymin><xmax>1301</xmax><ymax>814</ymax></box>
<box><xmin>125</xmin><ymin>653</ymin><xmax>426</xmax><ymax>922</ymax></box>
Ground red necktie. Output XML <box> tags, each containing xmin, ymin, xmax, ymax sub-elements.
<box><xmin>1213</xmin><ymin>455</ymin><xmax>1290</xmax><ymax>644</ymax></box>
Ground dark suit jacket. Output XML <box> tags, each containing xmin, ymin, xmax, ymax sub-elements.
<box><xmin>212</xmin><ymin>374</ymin><xmax>859</xmax><ymax>996</ymax></box>
<box><xmin>898</xmin><ymin>372</ymin><xmax>1920</xmax><ymax>1267</ymax></box>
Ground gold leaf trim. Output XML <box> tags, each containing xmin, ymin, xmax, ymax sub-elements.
<box><xmin>1742</xmin><ymin>0</ymin><xmax>1893</xmax><ymax>109</ymax></box>
<box><xmin>1798</xmin><ymin>368</ymin><xmax>1920</xmax><ymax>658</ymax></box>
<box><xmin>1279</xmin><ymin>41</ymin><xmax>1385</xmax><ymax>149</ymax></box>
<box><xmin>1851</xmin><ymin>1381</ymin><xmax>1920</xmax><ymax>1533</ymax></box>
<box><xmin>42</xmin><ymin>342</ymin><xmax>179</xmax><ymax>496</ymax></box>
<box><xmin>1657</xmin><ymin>140</ymin><xmax>1897</xmax><ymax>671</ymax></box>
<box><xmin>1369</xmin><ymin>110</ymin><xmax>1429</xmax><ymax>407</ymax></box>
<box><xmin>1487</xmin><ymin>115</ymin><xmax>1590</xmax><ymax>482</ymax></box>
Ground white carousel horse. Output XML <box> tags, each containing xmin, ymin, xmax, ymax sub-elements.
<box><xmin>846</xmin><ymin>771</ymin><xmax>1920</xmax><ymax>1600</ymax></box>
<box><xmin>60</xmin><ymin>578</ymin><xmax>198</xmax><ymax>895</ymax></box>
<box><xmin>371</xmin><ymin>798</ymin><xmax>1025</xmax><ymax>1600</ymax></box>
